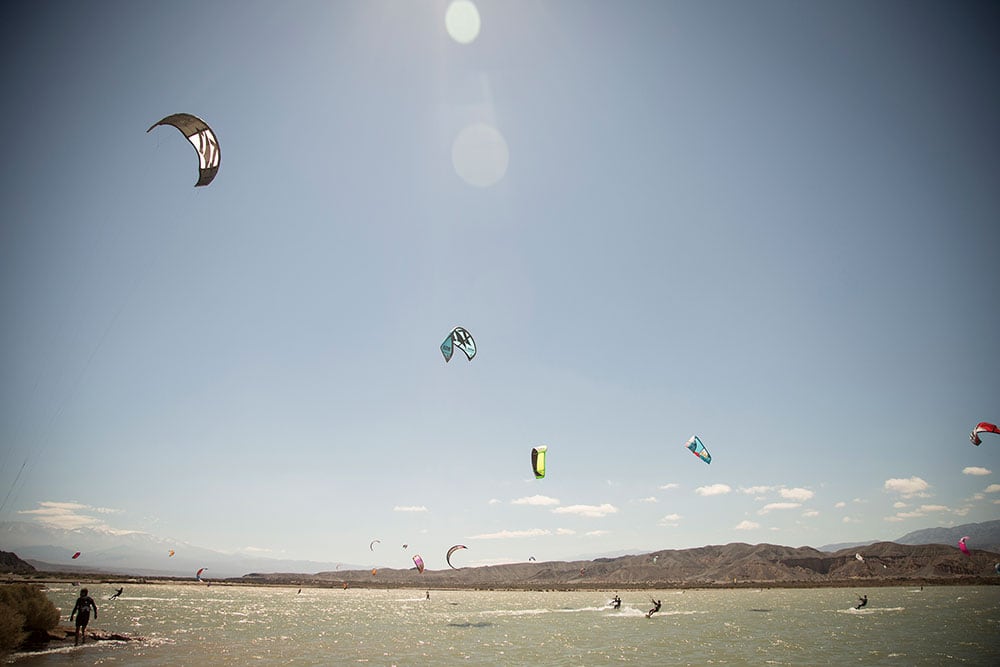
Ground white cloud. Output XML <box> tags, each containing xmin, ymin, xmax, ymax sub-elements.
<box><xmin>658</xmin><ymin>513</ymin><xmax>682</xmax><ymax>527</ymax></box>
<box><xmin>511</xmin><ymin>495</ymin><xmax>560</xmax><ymax>506</ymax></box>
<box><xmin>842</xmin><ymin>516</ymin><xmax>860</xmax><ymax>523</ymax></box>
<box><xmin>759</xmin><ymin>502</ymin><xmax>801</xmax><ymax>514</ymax></box>
<box><xmin>802</xmin><ymin>510</ymin><xmax>819</xmax><ymax>518</ymax></box>
<box><xmin>740</xmin><ymin>485</ymin><xmax>774</xmax><ymax>496</ymax></box>
<box><xmin>834</xmin><ymin>501</ymin><xmax>847</xmax><ymax>509</ymax></box>
<box><xmin>984</xmin><ymin>484</ymin><xmax>1000</xmax><ymax>493</ymax></box>
<box><xmin>19</xmin><ymin>501</ymin><xmax>124</xmax><ymax>531</ymax></box>
<box><xmin>919</xmin><ymin>504</ymin><xmax>949</xmax><ymax>513</ymax></box>
<box><xmin>586</xmin><ymin>530</ymin><xmax>609</xmax><ymax>537</ymax></box>
<box><xmin>469</xmin><ymin>528</ymin><xmax>551</xmax><ymax>540</ymax></box>
<box><xmin>488</xmin><ymin>498</ymin><xmax>501</xmax><ymax>505</ymax></box>
<box><xmin>555</xmin><ymin>528</ymin><xmax>576</xmax><ymax>536</ymax></box>
<box><xmin>893</xmin><ymin>502</ymin><xmax>908</xmax><ymax>509</ymax></box>
<box><xmin>637</xmin><ymin>497</ymin><xmax>658</xmax><ymax>504</ymax></box>
<box><xmin>780</xmin><ymin>487</ymin><xmax>814</xmax><ymax>502</ymax></box>
<box><xmin>963</xmin><ymin>467</ymin><xmax>991</xmax><ymax>476</ymax></box>
<box><xmin>695</xmin><ymin>484</ymin><xmax>732</xmax><ymax>497</ymax></box>
<box><xmin>393</xmin><ymin>505</ymin><xmax>428</xmax><ymax>512</ymax></box>
<box><xmin>735</xmin><ymin>520</ymin><xmax>760</xmax><ymax>530</ymax></box>
<box><xmin>884</xmin><ymin>477</ymin><xmax>930</xmax><ymax>497</ymax></box>
<box><xmin>658</xmin><ymin>483</ymin><xmax>679</xmax><ymax>491</ymax></box>
<box><xmin>551</xmin><ymin>504</ymin><xmax>618</xmax><ymax>518</ymax></box>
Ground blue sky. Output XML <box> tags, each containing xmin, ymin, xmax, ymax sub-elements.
<box><xmin>1</xmin><ymin>0</ymin><xmax>998</xmax><ymax>571</ymax></box>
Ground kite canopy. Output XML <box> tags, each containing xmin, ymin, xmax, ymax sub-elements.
<box><xmin>196</xmin><ymin>567</ymin><xmax>207</xmax><ymax>581</ymax></box>
<box><xmin>685</xmin><ymin>435</ymin><xmax>712</xmax><ymax>464</ymax></box>
<box><xmin>71</xmin><ymin>552</ymin><xmax>81</xmax><ymax>560</ymax></box>
<box><xmin>958</xmin><ymin>536</ymin><xmax>971</xmax><ymax>556</ymax></box>
<box><xmin>412</xmin><ymin>554</ymin><xmax>425</xmax><ymax>573</ymax></box>
<box><xmin>168</xmin><ymin>550</ymin><xmax>175</xmax><ymax>557</ymax></box>
<box><xmin>970</xmin><ymin>422</ymin><xmax>999</xmax><ymax>446</ymax></box>
<box><xmin>446</xmin><ymin>544</ymin><xmax>467</xmax><ymax>569</ymax></box>
<box><xmin>855</xmin><ymin>553</ymin><xmax>865</xmax><ymax>563</ymax></box>
<box><xmin>147</xmin><ymin>113</ymin><xmax>220</xmax><ymax>186</ymax></box>
<box><xmin>369</xmin><ymin>539</ymin><xmax>381</xmax><ymax>551</ymax></box>
<box><xmin>531</xmin><ymin>445</ymin><xmax>547</xmax><ymax>479</ymax></box>
<box><xmin>441</xmin><ymin>326</ymin><xmax>476</xmax><ymax>362</ymax></box>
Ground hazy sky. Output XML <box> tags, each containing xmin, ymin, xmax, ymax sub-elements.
<box><xmin>2</xmin><ymin>0</ymin><xmax>998</xmax><ymax>570</ymax></box>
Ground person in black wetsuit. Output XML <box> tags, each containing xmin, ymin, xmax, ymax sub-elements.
<box><xmin>70</xmin><ymin>588</ymin><xmax>98</xmax><ymax>645</ymax></box>
<box><xmin>109</xmin><ymin>587</ymin><xmax>123</xmax><ymax>600</ymax></box>
<box><xmin>611</xmin><ymin>594</ymin><xmax>621</xmax><ymax>609</ymax></box>
<box><xmin>855</xmin><ymin>594</ymin><xmax>868</xmax><ymax>610</ymax></box>
<box><xmin>646</xmin><ymin>598</ymin><xmax>661</xmax><ymax>618</ymax></box>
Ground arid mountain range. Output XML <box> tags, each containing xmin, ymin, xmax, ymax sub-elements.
<box><xmin>242</xmin><ymin>541</ymin><xmax>1000</xmax><ymax>589</ymax></box>
<box><xmin>6</xmin><ymin>520</ymin><xmax>999</xmax><ymax>588</ymax></box>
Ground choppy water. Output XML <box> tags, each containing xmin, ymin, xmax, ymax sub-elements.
<box><xmin>9</xmin><ymin>584</ymin><xmax>999</xmax><ymax>665</ymax></box>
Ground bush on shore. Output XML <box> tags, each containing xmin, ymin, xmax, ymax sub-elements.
<box><xmin>0</xmin><ymin>584</ymin><xmax>60</xmax><ymax>655</ymax></box>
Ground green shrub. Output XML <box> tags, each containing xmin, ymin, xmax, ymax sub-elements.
<box><xmin>0</xmin><ymin>604</ymin><xmax>26</xmax><ymax>654</ymax></box>
<box><xmin>0</xmin><ymin>584</ymin><xmax>60</xmax><ymax>655</ymax></box>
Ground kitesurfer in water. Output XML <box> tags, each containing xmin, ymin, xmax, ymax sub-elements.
<box><xmin>646</xmin><ymin>598</ymin><xmax>661</xmax><ymax>618</ymax></box>
<box><xmin>855</xmin><ymin>594</ymin><xmax>868</xmax><ymax>610</ymax></box>
<box><xmin>69</xmin><ymin>588</ymin><xmax>98</xmax><ymax>645</ymax></box>
<box><xmin>109</xmin><ymin>587</ymin><xmax>123</xmax><ymax>600</ymax></box>
<box><xmin>611</xmin><ymin>594</ymin><xmax>621</xmax><ymax>609</ymax></box>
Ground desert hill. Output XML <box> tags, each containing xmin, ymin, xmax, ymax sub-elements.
<box><xmin>241</xmin><ymin>541</ymin><xmax>1000</xmax><ymax>589</ymax></box>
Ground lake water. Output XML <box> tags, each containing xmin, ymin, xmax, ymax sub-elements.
<box><xmin>10</xmin><ymin>584</ymin><xmax>1000</xmax><ymax>665</ymax></box>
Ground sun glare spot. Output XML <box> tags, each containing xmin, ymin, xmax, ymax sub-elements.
<box><xmin>445</xmin><ymin>0</ymin><xmax>481</xmax><ymax>45</ymax></box>
<box><xmin>452</xmin><ymin>123</ymin><xmax>509</xmax><ymax>187</ymax></box>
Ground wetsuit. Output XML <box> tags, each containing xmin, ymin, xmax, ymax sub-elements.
<box><xmin>646</xmin><ymin>599</ymin><xmax>661</xmax><ymax>617</ymax></box>
<box><xmin>70</xmin><ymin>593</ymin><xmax>98</xmax><ymax>644</ymax></box>
<box><xmin>855</xmin><ymin>596</ymin><xmax>867</xmax><ymax>609</ymax></box>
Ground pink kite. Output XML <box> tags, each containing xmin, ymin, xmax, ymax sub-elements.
<box><xmin>71</xmin><ymin>552</ymin><xmax>81</xmax><ymax>559</ymax></box>
<box><xmin>970</xmin><ymin>422</ymin><xmax>999</xmax><ymax>446</ymax></box>
<box><xmin>958</xmin><ymin>536</ymin><xmax>971</xmax><ymax>556</ymax></box>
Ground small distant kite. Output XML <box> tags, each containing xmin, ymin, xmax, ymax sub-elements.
<box><xmin>685</xmin><ymin>435</ymin><xmax>712</xmax><ymax>464</ymax></box>
<box><xmin>446</xmin><ymin>544</ymin><xmax>467</xmax><ymax>569</ymax></box>
<box><xmin>970</xmin><ymin>422</ymin><xmax>999</xmax><ymax>446</ymax></box>
<box><xmin>371</xmin><ymin>568</ymin><xmax>378</xmax><ymax>576</ymax></box>
<box><xmin>528</xmin><ymin>556</ymin><xmax>536</xmax><ymax>561</ymax></box>
<box><xmin>994</xmin><ymin>562</ymin><xmax>999</xmax><ymax>575</ymax></box>
<box><xmin>531</xmin><ymin>445</ymin><xmax>547</xmax><ymax>479</ymax></box>
<box><xmin>959</xmin><ymin>536</ymin><xmax>971</xmax><ymax>556</ymax></box>
<box><xmin>196</xmin><ymin>567</ymin><xmax>207</xmax><ymax>581</ymax></box>
<box><xmin>71</xmin><ymin>552</ymin><xmax>81</xmax><ymax>560</ymax></box>
<box><xmin>412</xmin><ymin>555</ymin><xmax>425</xmax><ymax>573</ymax></box>
<box><xmin>370</xmin><ymin>539</ymin><xmax>381</xmax><ymax>551</ymax></box>
<box><xmin>855</xmin><ymin>553</ymin><xmax>865</xmax><ymax>563</ymax></box>
<box><xmin>168</xmin><ymin>550</ymin><xmax>175</xmax><ymax>558</ymax></box>
<box><xmin>441</xmin><ymin>326</ymin><xmax>476</xmax><ymax>362</ymax></box>
<box><xmin>148</xmin><ymin>113</ymin><xmax>220</xmax><ymax>187</ymax></box>
<box><xmin>402</xmin><ymin>544</ymin><xmax>408</xmax><ymax>550</ymax></box>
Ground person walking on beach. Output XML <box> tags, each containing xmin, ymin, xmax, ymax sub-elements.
<box><xmin>645</xmin><ymin>598</ymin><xmax>661</xmax><ymax>618</ymax></box>
<box><xmin>69</xmin><ymin>588</ymin><xmax>98</xmax><ymax>645</ymax></box>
